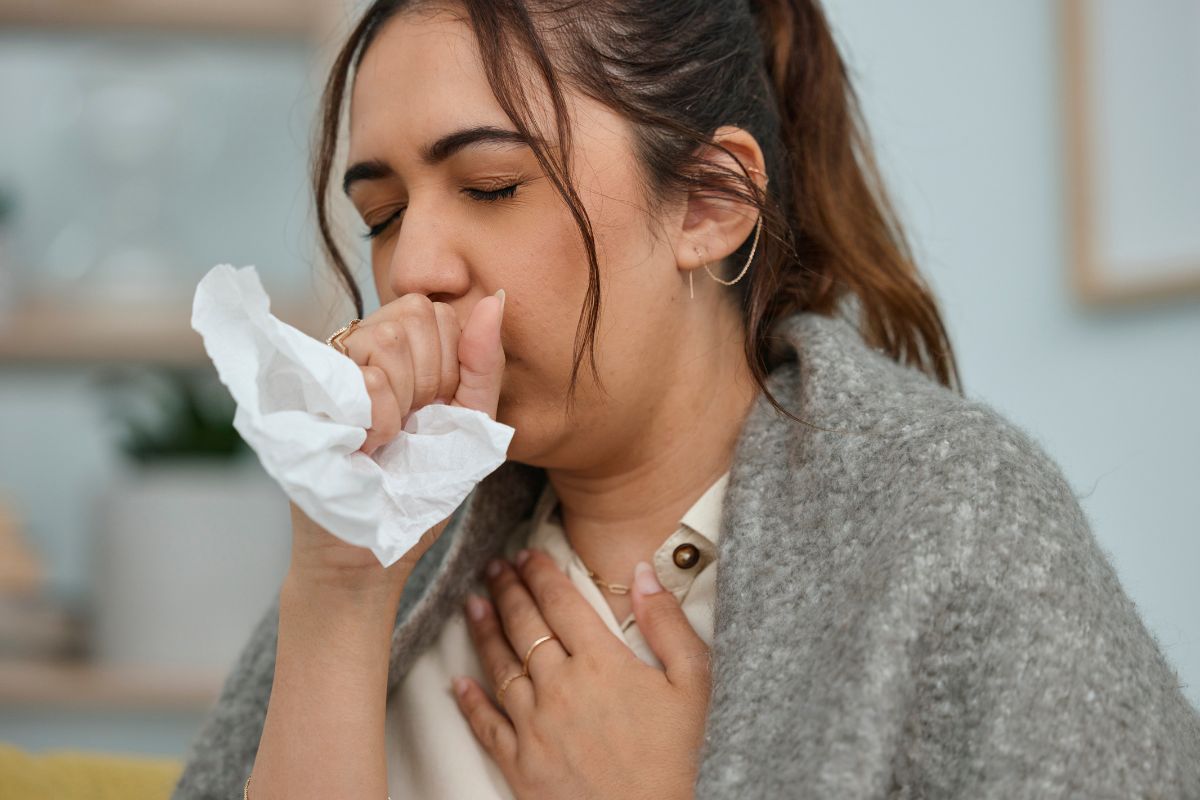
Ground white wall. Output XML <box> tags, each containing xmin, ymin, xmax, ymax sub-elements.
<box><xmin>823</xmin><ymin>0</ymin><xmax>1200</xmax><ymax>706</ymax></box>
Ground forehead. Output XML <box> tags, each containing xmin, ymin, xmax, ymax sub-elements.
<box><xmin>348</xmin><ymin>7</ymin><xmax>522</xmax><ymax>160</ymax></box>
<box><xmin>344</xmin><ymin>4</ymin><xmax>644</xmax><ymax>208</ymax></box>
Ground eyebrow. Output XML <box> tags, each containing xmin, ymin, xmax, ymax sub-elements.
<box><xmin>342</xmin><ymin>125</ymin><xmax>536</xmax><ymax>196</ymax></box>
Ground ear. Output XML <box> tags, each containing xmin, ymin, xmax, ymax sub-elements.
<box><xmin>671</xmin><ymin>125</ymin><xmax>768</xmax><ymax>282</ymax></box>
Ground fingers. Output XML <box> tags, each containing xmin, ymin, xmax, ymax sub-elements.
<box><xmin>451</xmin><ymin>673</ymin><xmax>518</xmax><ymax>766</ymax></box>
<box><xmin>331</xmin><ymin>290</ymin><xmax>502</xmax><ymax>455</ymax></box>
<box><xmin>452</xmin><ymin>289</ymin><xmax>505</xmax><ymax>419</ymax></box>
<box><xmin>481</xmin><ymin>558</ymin><xmax>568</xmax><ymax>682</ymax></box>
<box><xmin>344</xmin><ymin>295</ymin><xmax>440</xmax><ymax>421</ymax></box>
<box><xmin>462</xmin><ymin>593</ymin><xmax>534</xmax><ymax>722</ymax></box>
<box><xmin>390</xmin><ymin>295</ymin><xmax>443</xmax><ymax>412</ymax></box>
<box><xmin>432</xmin><ymin>301</ymin><xmax>461</xmax><ymax>403</ymax></box>
<box><xmin>358</xmin><ymin>321</ymin><xmax>416</xmax><ymax>425</ymax></box>
<box><xmin>358</xmin><ymin>365</ymin><xmax>401</xmax><ymax>456</ymax></box>
<box><xmin>511</xmin><ymin>549</ymin><xmax>624</xmax><ymax>657</ymax></box>
<box><xmin>630</xmin><ymin>562</ymin><xmax>711</xmax><ymax>691</ymax></box>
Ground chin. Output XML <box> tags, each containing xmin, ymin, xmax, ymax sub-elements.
<box><xmin>493</xmin><ymin>400</ymin><xmax>542</xmax><ymax>465</ymax></box>
<box><xmin>500</xmin><ymin>424</ymin><xmax>534</xmax><ymax>465</ymax></box>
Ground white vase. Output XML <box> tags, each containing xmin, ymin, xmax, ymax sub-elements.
<box><xmin>91</xmin><ymin>456</ymin><xmax>291</xmax><ymax>671</ymax></box>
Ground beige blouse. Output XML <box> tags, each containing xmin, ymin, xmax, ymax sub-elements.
<box><xmin>384</xmin><ymin>470</ymin><xmax>729</xmax><ymax>799</ymax></box>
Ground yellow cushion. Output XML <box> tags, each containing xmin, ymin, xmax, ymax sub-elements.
<box><xmin>0</xmin><ymin>742</ymin><xmax>182</xmax><ymax>800</ymax></box>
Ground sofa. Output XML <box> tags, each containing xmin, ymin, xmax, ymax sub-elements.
<box><xmin>0</xmin><ymin>743</ymin><xmax>182</xmax><ymax>799</ymax></box>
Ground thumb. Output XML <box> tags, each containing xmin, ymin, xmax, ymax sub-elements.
<box><xmin>451</xmin><ymin>288</ymin><xmax>506</xmax><ymax>420</ymax></box>
<box><xmin>631</xmin><ymin>561</ymin><xmax>710</xmax><ymax>688</ymax></box>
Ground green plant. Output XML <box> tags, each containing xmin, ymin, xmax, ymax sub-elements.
<box><xmin>95</xmin><ymin>365</ymin><xmax>248</xmax><ymax>463</ymax></box>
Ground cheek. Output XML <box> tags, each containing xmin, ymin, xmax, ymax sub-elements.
<box><xmin>495</xmin><ymin>224</ymin><xmax>590</xmax><ymax>347</ymax></box>
<box><xmin>499</xmin><ymin>295</ymin><xmax>579</xmax><ymax>383</ymax></box>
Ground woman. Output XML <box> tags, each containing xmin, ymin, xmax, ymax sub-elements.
<box><xmin>173</xmin><ymin>0</ymin><xmax>1200</xmax><ymax>798</ymax></box>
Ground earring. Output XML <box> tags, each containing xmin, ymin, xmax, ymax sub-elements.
<box><xmin>688</xmin><ymin>166</ymin><xmax>767</xmax><ymax>300</ymax></box>
<box><xmin>691</xmin><ymin>214</ymin><xmax>763</xmax><ymax>298</ymax></box>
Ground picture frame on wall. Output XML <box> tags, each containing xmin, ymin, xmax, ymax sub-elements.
<box><xmin>1062</xmin><ymin>0</ymin><xmax>1200</xmax><ymax>306</ymax></box>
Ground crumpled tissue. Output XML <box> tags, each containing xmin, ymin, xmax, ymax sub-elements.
<box><xmin>190</xmin><ymin>263</ymin><xmax>515</xmax><ymax>568</ymax></box>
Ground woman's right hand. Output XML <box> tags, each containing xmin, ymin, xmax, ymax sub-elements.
<box><xmin>288</xmin><ymin>289</ymin><xmax>507</xmax><ymax>591</ymax></box>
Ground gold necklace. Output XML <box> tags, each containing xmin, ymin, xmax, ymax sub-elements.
<box><xmin>556</xmin><ymin>506</ymin><xmax>633</xmax><ymax>594</ymax></box>
<box><xmin>582</xmin><ymin>564</ymin><xmax>630</xmax><ymax>595</ymax></box>
<box><xmin>554</xmin><ymin>501</ymin><xmax>631</xmax><ymax>595</ymax></box>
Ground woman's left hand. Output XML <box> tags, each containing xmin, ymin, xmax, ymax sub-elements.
<box><xmin>452</xmin><ymin>548</ymin><xmax>711</xmax><ymax>800</ymax></box>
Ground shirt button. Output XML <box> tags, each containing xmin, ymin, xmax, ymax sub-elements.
<box><xmin>672</xmin><ymin>543</ymin><xmax>700</xmax><ymax>569</ymax></box>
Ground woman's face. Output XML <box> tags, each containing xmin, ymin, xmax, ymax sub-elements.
<box><xmin>345</xmin><ymin>6</ymin><xmax>749</xmax><ymax>469</ymax></box>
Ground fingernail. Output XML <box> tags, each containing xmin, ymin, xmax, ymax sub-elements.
<box><xmin>467</xmin><ymin>594</ymin><xmax>487</xmax><ymax>621</ymax></box>
<box><xmin>514</xmin><ymin>548</ymin><xmax>531</xmax><ymax>568</ymax></box>
<box><xmin>634</xmin><ymin>561</ymin><xmax>662</xmax><ymax>595</ymax></box>
<box><xmin>452</xmin><ymin>676</ymin><xmax>470</xmax><ymax>698</ymax></box>
<box><xmin>486</xmin><ymin>559</ymin><xmax>503</xmax><ymax>578</ymax></box>
<box><xmin>495</xmin><ymin>288</ymin><xmax>506</xmax><ymax>313</ymax></box>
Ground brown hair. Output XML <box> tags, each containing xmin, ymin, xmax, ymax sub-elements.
<box><xmin>311</xmin><ymin>0</ymin><xmax>962</xmax><ymax>426</ymax></box>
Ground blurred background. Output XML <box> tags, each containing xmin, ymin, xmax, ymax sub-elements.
<box><xmin>0</xmin><ymin>0</ymin><xmax>1197</xmax><ymax>765</ymax></box>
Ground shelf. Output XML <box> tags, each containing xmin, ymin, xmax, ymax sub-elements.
<box><xmin>0</xmin><ymin>292</ymin><xmax>336</xmax><ymax>367</ymax></box>
<box><xmin>0</xmin><ymin>657</ymin><xmax>224</xmax><ymax>711</ymax></box>
<box><xmin>0</xmin><ymin>0</ymin><xmax>326</xmax><ymax>39</ymax></box>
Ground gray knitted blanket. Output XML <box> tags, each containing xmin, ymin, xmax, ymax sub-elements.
<box><xmin>172</xmin><ymin>310</ymin><xmax>1200</xmax><ymax>799</ymax></box>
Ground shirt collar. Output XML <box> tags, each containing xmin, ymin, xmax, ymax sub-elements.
<box><xmin>679</xmin><ymin>469</ymin><xmax>728</xmax><ymax>548</ymax></box>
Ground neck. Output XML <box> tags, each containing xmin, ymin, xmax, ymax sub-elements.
<box><xmin>545</xmin><ymin>307</ymin><xmax>759</xmax><ymax>587</ymax></box>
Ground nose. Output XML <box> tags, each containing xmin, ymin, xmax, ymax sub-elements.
<box><xmin>384</xmin><ymin>203</ymin><xmax>471</xmax><ymax>304</ymax></box>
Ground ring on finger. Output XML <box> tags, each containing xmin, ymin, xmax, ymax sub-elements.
<box><xmin>326</xmin><ymin>318</ymin><xmax>361</xmax><ymax>354</ymax></box>
<box><xmin>496</xmin><ymin>670</ymin><xmax>528</xmax><ymax>708</ymax></box>
<box><xmin>522</xmin><ymin>633</ymin><xmax>559</xmax><ymax>674</ymax></box>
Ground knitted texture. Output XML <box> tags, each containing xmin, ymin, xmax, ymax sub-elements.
<box><xmin>171</xmin><ymin>310</ymin><xmax>1200</xmax><ymax>799</ymax></box>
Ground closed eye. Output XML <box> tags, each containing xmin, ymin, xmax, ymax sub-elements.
<box><xmin>464</xmin><ymin>183</ymin><xmax>520</xmax><ymax>203</ymax></box>
<box><xmin>361</xmin><ymin>183</ymin><xmax>522</xmax><ymax>241</ymax></box>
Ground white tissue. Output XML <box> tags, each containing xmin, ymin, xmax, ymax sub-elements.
<box><xmin>190</xmin><ymin>264</ymin><xmax>515</xmax><ymax>568</ymax></box>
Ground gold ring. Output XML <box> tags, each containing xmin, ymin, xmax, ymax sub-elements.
<box><xmin>325</xmin><ymin>318</ymin><xmax>361</xmax><ymax>355</ymax></box>
<box><xmin>521</xmin><ymin>633</ymin><xmax>558</xmax><ymax>674</ymax></box>
<box><xmin>496</xmin><ymin>670</ymin><xmax>527</xmax><ymax>708</ymax></box>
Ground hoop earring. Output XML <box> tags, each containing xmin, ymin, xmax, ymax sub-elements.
<box><xmin>688</xmin><ymin>166</ymin><xmax>767</xmax><ymax>300</ymax></box>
